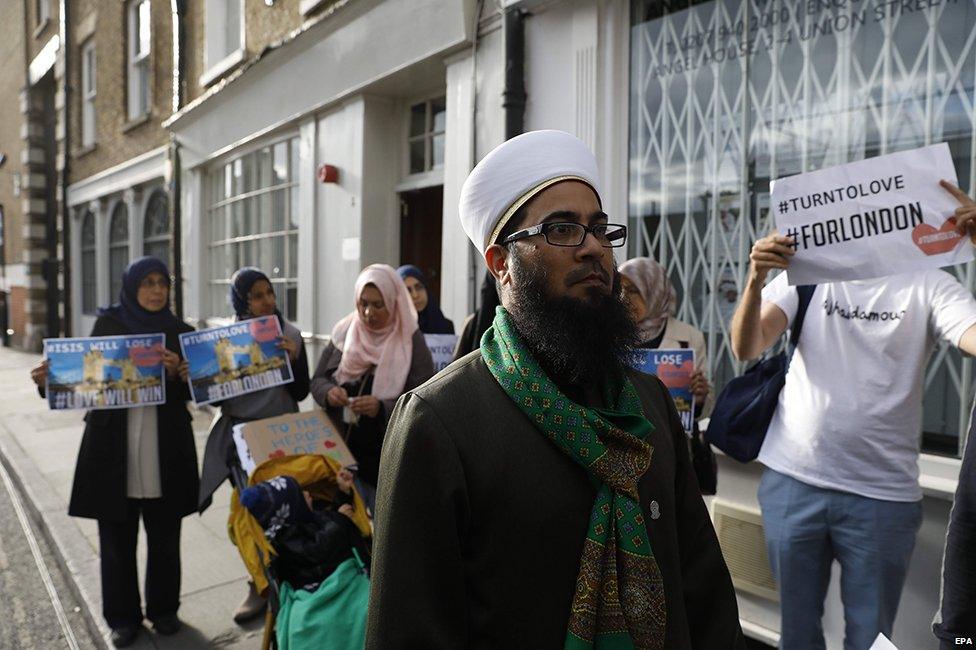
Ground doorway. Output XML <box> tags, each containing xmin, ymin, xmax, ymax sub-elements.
<box><xmin>398</xmin><ymin>185</ymin><xmax>444</xmax><ymax>301</ymax></box>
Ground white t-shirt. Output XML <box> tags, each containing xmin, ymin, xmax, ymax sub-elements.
<box><xmin>760</xmin><ymin>270</ymin><xmax>976</xmax><ymax>502</ymax></box>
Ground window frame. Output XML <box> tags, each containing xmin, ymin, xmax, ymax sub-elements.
<box><xmin>205</xmin><ymin>135</ymin><xmax>301</xmax><ymax>322</ymax></box>
<box><xmin>406</xmin><ymin>95</ymin><xmax>447</xmax><ymax>176</ymax></box>
<box><xmin>81</xmin><ymin>39</ymin><xmax>96</xmax><ymax>148</ymax></box>
<box><xmin>143</xmin><ymin>190</ymin><xmax>172</xmax><ymax>267</ymax></box>
<box><xmin>80</xmin><ymin>211</ymin><xmax>97</xmax><ymax>315</ymax></box>
<box><xmin>126</xmin><ymin>0</ymin><xmax>152</xmax><ymax>121</ymax></box>
<box><xmin>108</xmin><ymin>202</ymin><xmax>130</xmax><ymax>301</ymax></box>
<box><xmin>200</xmin><ymin>0</ymin><xmax>246</xmax><ymax>87</ymax></box>
<box><xmin>35</xmin><ymin>0</ymin><xmax>49</xmax><ymax>28</ymax></box>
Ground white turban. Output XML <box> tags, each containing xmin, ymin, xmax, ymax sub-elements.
<box><xmin>458</xmin><ymin>130</ymin><xmax>602</xmax><ymax>253</ymax></box>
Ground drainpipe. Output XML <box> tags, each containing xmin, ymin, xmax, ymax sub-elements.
<box><xmin>170</xmin><ymin>0</ymin><xmax>186</xmax><ymax>318</ymax></box>
<box><xmin>58</xmin><ymin>0</ymin><xmax>71</xmax><ymax>336</ymax></box>
<box><xmin>502</xmin><ymin>6</ymin><xmax>527</xmax><ymax>140</ymax></box>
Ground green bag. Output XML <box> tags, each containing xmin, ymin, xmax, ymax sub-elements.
<box><xmin>276</xmin><ymin>550</ymin><xmax>370</xmax><ymax>650</ymax></box>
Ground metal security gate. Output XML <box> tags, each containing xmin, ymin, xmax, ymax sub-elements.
<box><xmin>629</xmin><ymin>0</ymin><xmax>976</xmax><ymax>456</ymax></box>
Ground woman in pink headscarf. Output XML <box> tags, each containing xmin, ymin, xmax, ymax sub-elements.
<box><xmin>311</xmin><ymin>264</ymin><xmax>435</xmax><ymax>486</ymax></box>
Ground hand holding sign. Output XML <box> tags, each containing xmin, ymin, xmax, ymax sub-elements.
<box><xmin>941</xmin><ymin>179</ymin><xmax>976</xmax><ymax>243</ymax></box>
<box><xmin>749</xmin><ymin>233</ymin><xmax>796</xmax><ymax>284</ymax></box>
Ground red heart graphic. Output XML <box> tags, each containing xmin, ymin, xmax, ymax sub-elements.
<box><xmin>130</xmin><ymin>343</ymin><xmax>163</xmax><ymax>367</ymax></box>
<box><xmin>269</xmin><ymin>450</ymin><xmax>285</xmax><ymax>459</ymax></box>
<box><xmin>912</xmin><ymin>218</ymin><xmax>963</xmax><ymax>256</ymax></box>
<box><xmin>249</xmin><ymin>316</ymin><xmax>280</xmax><ymax>343</ymax></box>
<box><xmin>323</xmin><ymin>440</ymin><xmax>337</xmax><ymax>449</ymax></box>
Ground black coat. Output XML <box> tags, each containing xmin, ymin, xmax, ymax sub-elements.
<box><xmin>65</xmin><ymin>314</ymin><xmax>200</xmax><ymax>522</ymax></box>
<box><xmin>934</xmin><ymin>402</ymin><xmax>976</xmax><ymax>646</ymax></box>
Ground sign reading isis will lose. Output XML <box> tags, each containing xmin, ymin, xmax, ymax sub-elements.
<box><xmin>633</xmin><ymin>348</ymin><xmax>696</xmax><ymax>434</ymax></box>
<box><xmin>771</xmin><ymin>143</ymin><xmax>973</xmax><ymax>285</ymax></box>
<box><xmin>179</xmin><ymin>316</ymin><xmax>294</xmax><ymax>406</ymax></box>
<box><xmin>44</xmin><ymin>334</ymin><xmax>167</xmax><ymax>411</ymax></box>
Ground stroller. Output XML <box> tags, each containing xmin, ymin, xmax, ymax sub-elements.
<box><xmin>228</xmin><ymin>454</ymin><xmax>373</xmax><ymax>650</ymax></box>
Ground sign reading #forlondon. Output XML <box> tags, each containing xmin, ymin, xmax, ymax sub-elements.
<box><xmin>771</xmin><ymin>143</ymin><xmax>973</xmax><ymax>285</ymax></box>
<box><xmin>179</xmin><ymin>316</ymin><xmax>293</xmax><ymax>406</ymax></box>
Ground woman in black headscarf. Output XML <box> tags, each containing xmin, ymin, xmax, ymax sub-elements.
<box><xmin>396</xmin><ymin>265</ymin><xmax>455</xmax><ymax>335</ymax></box>
<box><xmin>197</xmin><ymin>267</ymin><xmax>310</xmax><ymax>624</ymax></box>
<box><xmin>30</xmin><ymin>257</ymin><xmax>197</xmax><ymax>647</ymax></box>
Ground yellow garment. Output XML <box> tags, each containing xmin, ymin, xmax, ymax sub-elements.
<box><xmin>228</xmin><ymin>454</ymin><xmax>372</xmax><ymax>595</ymax></box>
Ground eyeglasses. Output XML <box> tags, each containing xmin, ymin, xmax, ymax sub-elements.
<box><xmin>139</xmin><ymin>278</ymin><xmax>170</xmax><ymax>290</ymax></box>
<box><xmin>501</xmin><ymin>222</ymin><xmax>628</xmax><ymax>248</ymax></box>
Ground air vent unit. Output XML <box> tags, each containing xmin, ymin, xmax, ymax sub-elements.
<box><xmin>711</xmin><ymin>500</ymin><xmax>779</xmax><ymax>602</ymax></box>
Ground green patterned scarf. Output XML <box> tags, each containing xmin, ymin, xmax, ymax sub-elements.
<box><xmin>481</xmin><ymin>307</ymin><xmax>666</xmax><ymax>650</ymax></box>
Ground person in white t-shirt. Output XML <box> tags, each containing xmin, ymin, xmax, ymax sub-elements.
<box><xmin>730</xmin><ymin>181</ymin><xmax>976</xmax><ymax>650</ymax></box>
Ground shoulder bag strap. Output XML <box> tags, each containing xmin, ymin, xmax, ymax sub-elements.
<box><xmin>789</xmin><ymin>284</ymin><xmax>818</xmax><ymax>349</ymax></box>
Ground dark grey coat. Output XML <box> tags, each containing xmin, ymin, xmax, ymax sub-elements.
<box><xmin>310</xmin><ymin>329</ymin><xmax>435</xmax><ymax>486</ymax></box>
<box><xmin>366</xmin><ymin>352</ymin><xmax>745</xmax><ymax>649</ymax></box>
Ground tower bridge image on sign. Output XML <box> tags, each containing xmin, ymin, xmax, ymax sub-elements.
<box><xmin>80</xmin><ymin>349</ymin><xmax>161</xmax><ymax>391</ymax></box>
<box><xmin>213</xmin><ymin>338</ymin><xmax>285</xmax><ymax>384</ymax></box>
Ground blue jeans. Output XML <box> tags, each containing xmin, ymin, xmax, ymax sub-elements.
<box><xmin>758</xmin><ymin>469</ymin><xmax>923</xmax><ymax>650</ymax></box>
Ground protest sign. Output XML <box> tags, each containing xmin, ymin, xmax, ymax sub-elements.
<box><xmin>44</xmin><ymin>334</ymin><xmax>166</xmax><ymax>411</ymax></box>
<box><xmin>771</xmin><ymin>143</ymin><xmax>972</xmax><ymax>285</ymax></box>
<box><xmin>179</xmin><ymin>316</ymin><xmax>293</xmax><ymax>405</ymax></box>
<box><xmin>425</xmin><ymin>334</ymin><xmax>458</xmax><ymax>373</ymax></box>
<box><xmin>633</xmin><ymin>348</ymin><xmax>696</xmax><ymax>433</ymax></box>
<box><xmin>234</xmin><ymin>409</ymin><xmax>357</xmax><ymax>475</ymax></box>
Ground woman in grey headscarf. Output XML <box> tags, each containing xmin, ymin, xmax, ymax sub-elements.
<box><xmin>197</xmin><ymin>267</ymin><xmax>310</xmax><ymax>624</ymax></box>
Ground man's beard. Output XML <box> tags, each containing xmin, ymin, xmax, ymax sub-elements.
<box><xmin>506</xmin><ymin>252</ymin><xmax>641</xmax><ymax>387</ymax></box>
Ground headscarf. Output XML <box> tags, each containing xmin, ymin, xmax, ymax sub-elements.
<box><xmin>458</xmin><ymin>130</ymin><xmax>602</xmax><ymax>255</ymax></box>
<box><xmin>98</xmin><ymin>256</ymin><xmax>182</xmax><ymax>334</ymax></box>
<box><xmin>239</xmin><ymin>475</ymin><xmax>313</xmax><ymax>541</ymax></box>
<box><xmin>229</xmin><ymin>267</ymin><xmax>271</xmax><ymax>319</ymax></box>
<box><xmin>618</xmin><ymin>257</ymin><xmax>677</xmax><ymax>342</ymax></box>
<box><xmin>396</xmin><ymin>265</ymin><xmax>454</xmax><ymax>335</ymax></box>
<box><xmin>331</xmin><ymin>264</ymin><xmax>418</xmax><ymax>400</ymax></box>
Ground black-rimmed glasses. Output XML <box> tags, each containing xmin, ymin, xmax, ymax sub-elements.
<box><xmin>501</xmin><ymin>222</ymin><xmax>628</xmax><ymax>248</ymax></box>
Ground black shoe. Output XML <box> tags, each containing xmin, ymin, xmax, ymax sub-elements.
<box><xmin>152</xmin><ymin>614</ymin><xmax>182</xmax><ymax>636</ymax></box>
<box><xmin>110</xmin><ymin>626</ymin><xmax>140</xmax><ymax>648</ymax></box>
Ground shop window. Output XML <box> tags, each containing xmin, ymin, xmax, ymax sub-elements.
<box><xmin>81</xmin><ymin>211</ymin><xmax>97</xmax><ymax>314</ymax></box>
<box><xmin>109</xmin><ymin>202</ymin><xmax>129</xmax><ymax>300</ymax></box>
<box><xmin>628</xmin><ymin>0</ymin><xmax>976</xmax><ymax>457</ymax></box>
<box><xmin>143</xmin><ymin>191</ymin><xmax>171</xmax><ymax>267</ymax></box>
<box><xmin>207</xmin><ymin>137</ymin><xmax>299</xmax><ymax>321</ymax></box>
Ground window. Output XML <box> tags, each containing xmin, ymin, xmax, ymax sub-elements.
<box><xmin>109</xmin><ymin>203</ymin><xmax>129</xmax><ymax>300</ymax></box>
<box><xmin>81</xmin><ymin>40</ymin><xmax>96</xmax><ymax>147</ymax></box>
<box><xmin>81</xmin><ymin>211</ymin><xmax>96</xmax><ymax>314</ymax></box>
<box><xmin>629</xmin><ymin>0</ymin><xmax>976</xmax><ymax>457</ymax></box>
<box><xmin>207</xmin><ymin>138</ymin><xmax>300</xmax><ymax>321</ymax></box>
<box><xmin>35</xmin><ymin>0</ymin><xmax>49</xmax><ymax>27</ymax></box>
<box><xmin>407</xmin><ymin>96</ymin><xmax>446</xmax><ymax>174</ymax></box>
<box><xmin>127</xmin><ymin>0</ymin><xmax>151</xmax><ymax>120</ymax></box>
<box><xmin>143</xmin><ymin>191</ymin><xmax>171</xmax><ymax>266</ymax></box>
<box><xmin>204</xmin><ymin>0</ymin><xmax>244</xmax><ymax>79</ymax></box>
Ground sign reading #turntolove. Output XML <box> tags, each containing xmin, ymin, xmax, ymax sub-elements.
<box><xmin>771</xmin><ymin>143</ymin><xmax>973</xmax><ymax>285</ymax></box>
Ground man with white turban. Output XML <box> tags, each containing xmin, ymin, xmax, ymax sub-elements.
<box><xmin>365</xmin><ymin>130</ymin><xmax>744</xmax><ymax>649</ymax></box>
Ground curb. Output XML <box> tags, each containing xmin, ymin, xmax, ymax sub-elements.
<box><xmin>0</xmin><ymin>421</ymin><xmax>111</xmax><ymax>649</ymax></box>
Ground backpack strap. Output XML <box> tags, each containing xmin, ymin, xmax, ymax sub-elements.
<box><xmin>789</xmin><ymin>285</ymin><xmax>817</xmax><ymax>348</ymax></box>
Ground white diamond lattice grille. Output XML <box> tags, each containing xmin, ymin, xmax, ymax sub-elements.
<box><xmin>630</xmin><ymin>0</ymin><xmax>976</xmax><ymax>456</ymax></box>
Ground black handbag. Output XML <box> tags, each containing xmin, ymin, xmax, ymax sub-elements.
<box><xmin>704</xmin><ymin>284</ymin><xmax>816</xmax><ymax>463</ymax></box>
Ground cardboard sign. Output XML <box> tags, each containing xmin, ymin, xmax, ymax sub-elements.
<box><xmin>633</xmin><ymin>348</ymin><xmax>696</xmax><ymax>433</ymax></box>
<box><xmin>425</xmin><ymin>334</ymin><xmax>458</xmax><ymax>373</ymax></box>
<box><xmin>44</xmin><ymin>334</ymin><xmax>167</xmax><ymax>411</ymax></box>
<box><xmin>235</xmin><ymin>409</ymin><xmax>358</xmax><ymax>475</ymax></box>
<box><xmin>771</xmin><ymin>143</ymin><xmax>972</xmax><ymax>284</ymax></box>
<box><xmin>179</xmin><ymin>316</ymin><xmax>293</xmax><ymax>405</ymax></box>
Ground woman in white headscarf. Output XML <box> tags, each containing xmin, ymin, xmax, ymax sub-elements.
<box><xmin>311</xmin><ymin>264</ymin><xmax>435</xmax><ymax>486</ymax></box>
<box><xmin>619</xmin><ymin>257</ymin><xmax>712</xmax><ymax>417</ymax></box>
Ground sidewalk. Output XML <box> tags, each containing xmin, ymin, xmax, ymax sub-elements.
<box><xmin>0</xmin><ymin>346</ymin><xmax>265</xmax><ymax>649</ymax></box>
